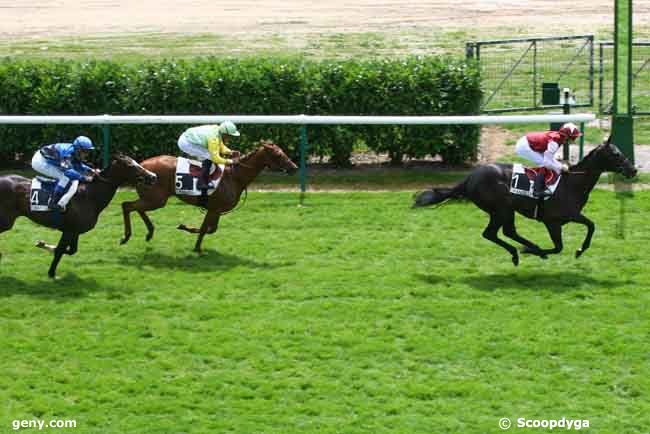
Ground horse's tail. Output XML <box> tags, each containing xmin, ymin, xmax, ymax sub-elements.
<box><xmin>412</xmin><ymin>179</ymin><xmax>467</xmax><ymax>208</ymax></box>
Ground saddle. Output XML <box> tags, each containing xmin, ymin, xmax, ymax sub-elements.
<box><xmin>510</xmin><ymin>164</ymin><xmax>561</xmax><ymax>199</ymax></box>
<box><xmin>175</xmin><ymin>157</ymin><xmax>225</xmax><ymax>196</ymax></box>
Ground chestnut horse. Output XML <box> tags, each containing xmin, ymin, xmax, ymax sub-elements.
<box><xmin>0</xmin><ymin>154</ymin><xmax>157</xmax><ymax>278</ymax></box>
<box><xmin>120</xmin><ymin>141</ymin><xmax>298</xmax><ymax>253</ymax></box>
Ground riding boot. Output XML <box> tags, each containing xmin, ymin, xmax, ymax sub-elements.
<box><xmin>533</xmin><ymin>172</ymin><xmax>547</xmax><ymax>199</ymax></box>
<box><xmin>196</xmin><ymin>160</ymin><xmax>215</xmax><ymax>191</ymax></box>
<box><xmin>48</xmin><ymin>186</ymin><xmax>65</xmax><ymax>212</ymax></box>
<box><xmin>196</xmin><ymin>159</ymin><xmax>213</xmax><ymax>207</ymax></box>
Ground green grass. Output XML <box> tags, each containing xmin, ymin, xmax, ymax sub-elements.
<box><xmin>0</xmin><ymin>191</ymin><xmax>649</xmax><ymax>433</ymax></box>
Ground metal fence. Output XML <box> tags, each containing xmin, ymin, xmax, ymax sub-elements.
<box><xmin>466</xmin><ymin>35</ymin><xmax>594</xmax><ymax>113</ymax></box>
<box><xmin>599</xmin><ymin>41</ymin><xmax>650</xmax><ymax>115</ymax></box>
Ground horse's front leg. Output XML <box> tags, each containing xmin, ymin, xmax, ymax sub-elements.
<box><xmin>66</xmin><ymin>234</ymin><xmax>80</xmax><ymax>255</ymax></box>
<box><xmin>46</xmin><ymin>232</ymin><xmax>75</xmax><ymax>278</ymax></box>
<box><xmin>573</xmin><ymin>214</ymin><xmax>595</xmax><ymax>258</ymax></box>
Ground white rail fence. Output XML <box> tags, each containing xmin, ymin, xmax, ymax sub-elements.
<box><xmin>0</xmin><ymin>113</ymin><xmax>596</xmax><ymax>192</ymax></box>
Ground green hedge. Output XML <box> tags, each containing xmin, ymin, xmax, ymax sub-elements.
<box><xmin>0</xmin><ymin>57</ymin><xmax>481</xmax><ymax>167</ymax></box>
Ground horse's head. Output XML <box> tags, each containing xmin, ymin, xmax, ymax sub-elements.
<box><xmin>104</xmin><ymin>153</ymin><xmax>158</xmax><ymax>186</ymax></box>
<box><xmin>258</xmin><ymin>141</ymin><xmax>298</xmax><ymax>174</ymax></box>
<box><xmin>596</xmin><ymin>136</ymin><xmax>637</xmax><ymax>178</ymax></box>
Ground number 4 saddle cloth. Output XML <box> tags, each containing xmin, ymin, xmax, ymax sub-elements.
<box><xmin>509</xmin><ymin>164</ymin><xmax>561</xmax><ymax>200</ymax></box>
<box><xmin>29</xmin><ymin>177</ymin><xmax>58</xmax><ymax>212</ymax></box>
<box><xmin>175</xmin><ymin>157</ymin><xmax>225</xmax><ymax>196</ymax></box>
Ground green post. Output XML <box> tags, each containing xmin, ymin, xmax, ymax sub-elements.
<box><xmin>579</xmin><ymin>122</ymin><xmax>585</xmax><ymax>160</ymax></box>
<box><xmin>612</xmin><ymin>0</ymin><xmax>634</xmax><ymax>240</ymax></box>
<box><xmin>612</xmin><ymin>0</ymin><xmax>634</xmax><ymax>163</ymax></box>
<box><xmin>299</xmin><ymin>125</ymin><xmax>308</xmax><ymax>205</ymax></box>
<box><xmin>102</xmin><ymin>124</ymin><xmax>111</xmax><ymax>168</ymax></box>
<box><xmin>562</xmin><ymin>89</ymin><xmax>571</xmax><ymax>161</ymax></box>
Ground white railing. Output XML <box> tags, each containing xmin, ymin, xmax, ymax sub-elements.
<box><xmin>0</xmin><ymin>113</ymin><xmax>596</xmax><ymax>193</ymax></box>
<box><xmin>0</xmin><ymin>114</ymin><xmax>595</xmax><ymax>125</ymax></box>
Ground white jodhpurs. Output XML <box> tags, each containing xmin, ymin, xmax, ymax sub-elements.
<box><xmin>515</xmin><ymin>136</ymin><xmax>545</xmax><ymax>166</ymax></box>
<box><xmin>31</xmin><ymin>151</ymin><xmax>71</xmax><ymax>189</ymax></box>
<box><xmin>178</xmin><ymin>134</ymin><xmax>210</xmax><ymax>161</ymax></box>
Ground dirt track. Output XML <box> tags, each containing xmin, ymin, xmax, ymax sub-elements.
<box><xmin>1</xmin><ymin>1</ymin><xmax>648</xmax><ymax>40</ymax></box>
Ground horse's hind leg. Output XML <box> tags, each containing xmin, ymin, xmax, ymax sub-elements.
<box><xmin>121</xmin><ymin>196</ymin><xmax>166</xmax><ymax>244</ymax></box>
<box><xmin>501</xmin><ymin>212</ymin><xmax>547</xmax><ymax>259</ymax></box>
<box><xmin>538</xmin><ymin>221</ymin><xmax>564</xmax><ymax>257</ymax></box>
<box><xmin>482</xmin><ymin>213</ymin><xmax>520</xmax><ymax>266</ymax></box>
<box><xmin>0</xmin><ymin>212</ymin><xmax>18</xmax><ymax>262</ymax></box>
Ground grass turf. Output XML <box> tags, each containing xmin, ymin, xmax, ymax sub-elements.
<box><xmin>0</xmin><ymin>191</ymin><xmax>648</xmax><ymax>433</ymax></box>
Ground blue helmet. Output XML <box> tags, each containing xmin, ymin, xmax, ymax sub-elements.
<box><xmin>73</xmin><ymin>136</ymin><xmax>94</xmax><ymax>150</ymax></box>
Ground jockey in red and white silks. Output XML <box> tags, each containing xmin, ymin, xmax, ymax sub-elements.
<box><xmin>515</xmin><ymin>122</ymin><xmax>582</xmax><ymax>197</ymax></box>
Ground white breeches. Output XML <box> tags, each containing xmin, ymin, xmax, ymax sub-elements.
<box><xmin>32</xmin><ymin>152</ymin><xmax>71</xmax><ymax>189</ymax></box>
<box><xmin>515</xmin><ymin>136</ymin><xmax>545</xmax><ymax>166</ymax></box>
<box><xmin>178</xmin><ymin>135</ymin><xmax>210</xmax><ymax>161</ymax></box>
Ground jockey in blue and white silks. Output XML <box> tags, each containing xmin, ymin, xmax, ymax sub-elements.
<box><xmin>31</xmin><ymin>136</ymin><xmax>96</xmax><ymax>211</ymax></box>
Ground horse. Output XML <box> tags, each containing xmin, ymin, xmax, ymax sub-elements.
<box><xmin>412</xmin><ymin>137</ymin><xmax>637</xmax><ymax>265</ymax></box>
<box><xmin>0</xmin><ymin>154</ymin><xmax>158</xmax><ymax>278</ymax></box>
<box><xmin>119</xmin><ymin>141</ymin><xmax>298</xmax><ymax>253</ymax></box>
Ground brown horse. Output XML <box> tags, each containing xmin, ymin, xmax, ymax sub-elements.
<box><xmin>0</xmin><ymin>154</ymin><xmax>157</xmax><ymax>278</ymax></box>
<box><xmin>120</xmin><ymin>141</ymin><xmax>298</xmax><ymax>253</ymax></box>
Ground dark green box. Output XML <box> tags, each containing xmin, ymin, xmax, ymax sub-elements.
<box><xmin>542</xmin><ymin>82</ymin><xmax>560</xmax><ymax>105</ymax></box>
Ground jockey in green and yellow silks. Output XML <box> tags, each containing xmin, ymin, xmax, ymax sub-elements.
<box><xmin>177</xmin><ymin>121</ymin><xmax>241</xmax><ymax>195</ymax></box>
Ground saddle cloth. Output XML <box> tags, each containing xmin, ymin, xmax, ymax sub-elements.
<box><xmin>30</xmin><ymin>177</ymin><xmax>57</xmax><ymax>212</ymax></box>
<box><xmin>509</xmin><ymin>164</ymin><xmax>561</xmax><ymax>199</ymax></box>
<box><xmin>175</xmin><ymin>157</ymin><xmax>225</xmax><ymax>196</ymax></box>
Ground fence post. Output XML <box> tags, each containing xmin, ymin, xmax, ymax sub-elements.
<box><xmin>562</xmin><ymin>89</ymin><xmax>571</xmax><ymax>161</ymax></box>
<box><xmin>299</xmin><ymin>125</ymin><xmax>308</xmax><ymax>205</ymax></box>
<box><xmin>102</xmin><ymin>124</ymin><xmax>111</xmax><ymax>168</ymax></box>
<box><xmin>579</xmin><ymin>122</ymin><xmax>585</xmax><ymax>160</ymax></box>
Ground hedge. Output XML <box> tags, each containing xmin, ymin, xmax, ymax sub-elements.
<box><xmin>0</xmin><ymin>57</ymin><xmax>481</xmax><ymax>167</ymax></box>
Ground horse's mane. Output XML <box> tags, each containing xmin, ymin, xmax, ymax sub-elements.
<box><xmin>241</xmin><ymin>140</ymin><xmax>276</xmax><ymax>162</ymax></box>
<box><xmin>572</xmin><ymin>143</ymin><xmax>602</xmax><ymax>170</ymax></box>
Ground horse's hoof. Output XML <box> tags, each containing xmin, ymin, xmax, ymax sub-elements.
<box><xmin>145</xmin><ymin>233</ymin><xmax>153</xmax><ymax>242</ymax></box>
<box><xmin>576</xmin><ymin>249</ymin><xmax>584</xmax><ymax>259</ymax></box>
<box><xmin>120</xmin><ymin>236</ymin><xmax>129</xmax><ymax>245</ymax></box>
<box><xmin>540</xmin><ymin>254</ymin><xmax>548</xmax><ymax>260</ymax></box>
<box><xmin>36</xmin><ymin>241</ymin><xmax>45</xmax><ymax>248</ymax></box>
<box><xmin>512</xmin><ymin>255</ymin><xmax>519</xmax><ymax>266</ymax></box>
<box><xmin>177</xmin><ymin>224</ymin><xmax>186</xmax><ymax>230</ymax></box>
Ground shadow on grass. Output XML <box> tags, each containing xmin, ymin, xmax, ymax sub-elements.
<box><xmin>0</xmin><ymin>273</ymin><xmax>123</xmax><ymax>299</ymax></box>
<box><xmin>118</xmin><ymin>248</ymin><xmax>293</xmax><ymax>272</ymax></box>
<box><xmin>460</xmin><ymin>271</ymin><xmax>628</xmax><ymax>292</ymax></box>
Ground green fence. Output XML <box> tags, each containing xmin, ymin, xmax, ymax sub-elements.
<box><xmin>466</xmin><ymin>35</ymin><xmax>594</xmax><ymax>113</ymax></box>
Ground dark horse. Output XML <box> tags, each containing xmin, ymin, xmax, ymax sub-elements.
<box><xmin>413</xmin><ymin>137</ymin><xmax>637</xmax><ymax>265</ymax></box>
<box><xmin>0</xmin><ymin>154</ymin><xmax>157</xmax><ymax>278</ymax></box>
<box><xmin>120</xmin><ymin>141</ymin><xmax>298</xmax><ymax>253</ymax></box>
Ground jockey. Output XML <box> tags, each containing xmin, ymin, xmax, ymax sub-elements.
<box><xmin>31</xmin><ymin>136</ymin><xmax>96</xmax><ymax>211</ymax></box>
<box><xmin>177</xmin><ymin>120</ymin><xmax>241</xmax><ymax>197</ymax></box>
<box><xmin>515</xmin><ymin>122</ymin><xmax>582</xmax><ymax>197</ymax></box>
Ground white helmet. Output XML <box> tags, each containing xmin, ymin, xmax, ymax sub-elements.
<box><xmin>219</xmin><ymin>120</ymin><xmax>240</xmax><ymax>137</ymax></box>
